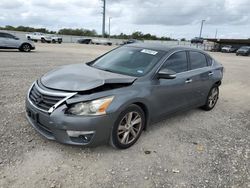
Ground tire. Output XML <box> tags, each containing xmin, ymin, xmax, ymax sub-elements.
<box><xmin>110</xmin><ymin>104</ymin><xmax>145</xmax><ymax>149</ymax></box>
<box><xmin>201</xmin><ymin>86</ymin><xmax>219</xmax><ymax>111</ymax></box>
<box><xmin>19</xmin><ymin>43</ymin><xmax>31</xmax><ymax>52</ymax></box>
<box><xmin>52</xmin><ymin>39</ymin><xmax>56</xmax><ymax>43</ymax></box>
<box><xmin>41</xmin><ymin>38</ymin><xmax>46</xmax><ymax>43</ymax></box>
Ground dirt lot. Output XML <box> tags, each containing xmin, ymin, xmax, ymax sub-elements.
<box><xmin>0</xmin><ymin>43</ymin><xmax>249</xmax><ymax>188</ymax></box>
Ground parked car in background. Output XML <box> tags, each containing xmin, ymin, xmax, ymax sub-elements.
<box><xmin>122</xmin><ymin>39</ymin><xmax>143</xmax><ymax>45</ymax></box>
<box><xmin>26</xmin><ymin>44</ymin><xmax>223</xmax><ymax>149</ymax></box>
<box><xmin>210</xmin><ymin>44</ymin><xmax>221</xmax><ymax>52</ymax></box>
<box><xmin>0</xmin><ymin>32</ymin><xmax>35</xmax><ymax>52</ymax></box>
<box><xmin>221</xmin><ymin>45</ymin><xmax>237</xmax><ymax>53</ymax></box>
<box><xmin>92</xmin><ymin>38</ymin><xmax>112</xmax><ymax>46</ymax></box>
<box><xmin>191</xmin><ymin>37</ymin><xmax>204</xmax><ymax>44</ymax></box>
<box><xmin>26</xmin><ymin>32</ymin><xmax>62</xmax><ymax>43</ymax></box>
<box><xmin>77</xmin><ymin>38</ymin><xmax>92</xmax><ymax>44</ymax></box>
<box><xmin>236</xmin><ymin>46</ymin><xmax>250</xmax><ymax>56</ymax></box>
<box><xmin>50</xmin><ymin>35</ymin><xmax>62</xmax><ymax>43</ymax></box>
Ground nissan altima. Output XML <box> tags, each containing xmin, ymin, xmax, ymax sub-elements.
<box><xmin>26</xmin><ymin>43</ymin><xmax>223</xmax><ymax>149</ymax></box>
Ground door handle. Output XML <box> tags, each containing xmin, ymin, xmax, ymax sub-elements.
<box><xmin>208</xmin><ymin>71</ymin><xmax>214</xmax><ymax>76</ymax></box>
<box><xmin>185</xmin><ymin>79</ymin><xmax>192</xmax><ymax>84</ymax></box>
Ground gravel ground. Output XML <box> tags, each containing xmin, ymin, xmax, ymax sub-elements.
<box><xmin>0</xmin><ymin>43</ymin><xmax>249</xmax><ymax>188</ymax></box>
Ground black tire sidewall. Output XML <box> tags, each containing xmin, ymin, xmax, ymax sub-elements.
<box><xmin>21</xmin><ymin>44</ymin><xmax>31</xmax><ymax>52</ymax></box>
<box><xmin>110</xmin><ymin>104</ymin><xmax>145</xmax><ymax>149</ymax></box>
<box><xmin>203</xmin><ymin>86</ymin><xmax>219</xmax><ymax>111</ymax></box>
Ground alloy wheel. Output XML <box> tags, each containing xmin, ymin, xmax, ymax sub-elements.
<box><xmin>208</xmin><ymin>87</ymin><xmax>219</xmax><ymax>108</ymax></box>
<box><xmin>23</xmin><ymin>44</ymin><xmax>31</xmax><ymax>52</ymax></box>
<box><xmin>117</xmin><ymin>111</ymin><xmax>142</xmax><ymax>145</ymax></box>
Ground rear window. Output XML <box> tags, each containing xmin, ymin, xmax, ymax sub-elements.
<box><xmin>189</xmin><ymin>51</ymin><xmax>208</xmax><ymax>69</ymax></box>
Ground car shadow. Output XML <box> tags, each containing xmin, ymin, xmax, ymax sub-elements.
<box><xmin>0</xmin><ymin>50</ymin><xmax>35</xmax><ymax>53</ymax></box>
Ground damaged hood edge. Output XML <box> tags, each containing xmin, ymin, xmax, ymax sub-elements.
<box><xmin>40</xmin><ymin>63</ymin><xmax>137</xmax><ymax>92</ymax></box>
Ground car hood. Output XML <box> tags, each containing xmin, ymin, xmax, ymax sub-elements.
<box><xmin>40</xmin><ymin>63</ymin><xmax>136</xmax><ymax>92</ymax></box>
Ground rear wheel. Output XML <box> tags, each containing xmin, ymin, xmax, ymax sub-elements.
<box><xmin>201</xmin><ymin>86</ymin><xmax>219</xmax><ymax>111</ymax></box>
<box><xmin>19</xmin><ymin>43</ymin><xmax>31</xmax><ymax>52</ymax></box>
<box><xmin>110</xmin><ymin>104</ymin><xmax>145</xmax><ymax>149</ymax></box>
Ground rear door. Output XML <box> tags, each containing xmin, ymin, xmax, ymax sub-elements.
<box><xmin>185</xmin><ymin>51</ymin><xmax>212</xmax><ymax>105</ymax></box>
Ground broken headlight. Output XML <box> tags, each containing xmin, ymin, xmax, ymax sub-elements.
<box><xmin>67</xmin><ymin>96</ymin><xmax>114</xmax><ymax>116</ymax></box>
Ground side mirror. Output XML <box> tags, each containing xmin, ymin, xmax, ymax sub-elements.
<box><xmin>157</xmin><ymin>68</ymin><xmax>176</xmax><ymax>79</ymax></box>
<box><xmin>14</xmin><ymin>37</ymin><xmax>19</xmax><ymax>40</ymax></box>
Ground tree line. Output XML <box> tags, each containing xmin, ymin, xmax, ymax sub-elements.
<box><xmin>0</xmin><ymin>25</ymin><xmax>178</xmax><ymax>41</ymax></box>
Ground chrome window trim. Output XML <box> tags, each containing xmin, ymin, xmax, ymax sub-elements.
<box><xmin>153</xmin><ymin>49</ymin><xmax>214</xmax><ymax>78</ymax></box>
<box><xmin>27</xmin><ymin>81</ymin><xmax>77</xmax><ymax>114</ymax></box>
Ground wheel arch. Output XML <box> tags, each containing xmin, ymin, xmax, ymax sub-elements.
<box><xmin>19</xmin><ymin>42</ymin><xmax>31</xmax><ymax>49</ymax></box>
<box><xmin>132</xmin><ymin>102</ymin><xmax>150</xmax><ymax>130</ymax></box>
<box><xmin>114</xmin><ymin>99</ymin><xmax>151</xmax><ymax>131</ymax></box>
<box><xmin>214</xmin><ymin>80</ymin><xmax>221</xmax><ymax>87</ymax></box>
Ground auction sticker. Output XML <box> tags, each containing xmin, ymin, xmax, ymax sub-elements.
<box><xmin>141</xmin><ymin>49</ymin><xmax>158</xmax><ymax>55</ymax></box>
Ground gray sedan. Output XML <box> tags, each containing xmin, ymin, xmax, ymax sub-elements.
<box><xmin>26</xmin><ymin>43</ymin><xmax>223</xmax><ymax>149</ymax></box>
<box><xmin>0</xmin><ymin>32</ymin><xmax>35</xmax><ymax>52</ymax></box>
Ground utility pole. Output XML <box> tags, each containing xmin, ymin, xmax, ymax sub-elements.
<box><xmin>102</xmin><ymin>0</ymin><xmax>106</xmax><ymax>38</ymax></box>
<box><xmin>199</xmin><ymin>19</ymin><xmax>205</xmax><ymax>38</ymax></box>
<box><xmin>215</xmin><ymin>29</ymin><xmax>218</xmax><ymax>39</ymax></box>
<box><xmin>109</xmin><ymin>17</ymin><xmax>112</xmax><ymax>39</ymax></box>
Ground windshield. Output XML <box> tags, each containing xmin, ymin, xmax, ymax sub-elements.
<box><xmin>241</xmin><ymin>46</ymin><xmax>250</xmax><ymax>50</ymax></box>
<box><xmin>90</xmin><ymin>47</ymin><xmax>165</xmax><ymax>77</ymax></box>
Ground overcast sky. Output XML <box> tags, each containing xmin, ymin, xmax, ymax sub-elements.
<box><xmin>0</xmin><ymin>0</ymin><xmax>249</xmax><ymax>39</ymax></box>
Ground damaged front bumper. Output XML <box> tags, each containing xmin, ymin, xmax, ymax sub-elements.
<box><xmin>25</xmin><ymin>98</ymin><xmax>117</xmax><ymax>146</ymax></box>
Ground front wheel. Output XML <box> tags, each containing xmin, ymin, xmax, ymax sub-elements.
<box><xmin>110</xmin><ymin>104</ymin><xmax>145</xmax><ymax>149</ymax></box>
<box><xmin>201</xmin><ymin>86</ymin><xmax>219</xmax><ymax>111</ymax></box>
<box><xmin>19</xmin><ymin>44</ymin><xmax>31</xmax><ymax>52</ymax></box>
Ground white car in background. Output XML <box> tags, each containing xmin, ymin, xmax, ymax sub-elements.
<box><xmin>0</xmin><ymin>32</ymin><xmax>35</xmax><ymax>52</ymax></box>
<box><xmin>26</xmin><ymin>32</ymin><xmax>62</xmax><ymax>43</ymax></box>
<box><xmin>92</xmin><ymin>38</ymin><xmax>112</xmax><ymax>46</ymax></box>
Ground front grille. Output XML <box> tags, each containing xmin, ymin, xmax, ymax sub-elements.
<box><xmin>29</xmin><ymin>84</ymin><xmax>65</xmax><ymax>112</ymax></box>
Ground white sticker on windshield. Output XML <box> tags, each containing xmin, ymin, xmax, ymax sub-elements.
<box><xmin>141</xmin><ymin>49</ymin><xmax>158</xmax><ymax>55</ymax></box>
<box><xmin>137</xmin><ymin>70</ymin><xmax>143</xmax><ymax>74</ymax></box>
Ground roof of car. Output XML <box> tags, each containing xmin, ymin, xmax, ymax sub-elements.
<box><xmin>125</xmin><ymin>43</ymin><xmax>203</xmax><ymax>52</ymax></box>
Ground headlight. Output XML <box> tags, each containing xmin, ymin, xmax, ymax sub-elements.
<box><xmin>67</xmin><ymin>96</ymin><xmax>114</xmax><ymax>116</ymax></box>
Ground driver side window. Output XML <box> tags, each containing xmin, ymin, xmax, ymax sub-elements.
<box><xmin>2</xmin><ymin>33</ymin><xmax>14</xmax><ymax>39</ymax></box>
<box><xmin>161</xmin><ymin>51</ymin><xmax>188</xmax><ymax>73</ymax></box>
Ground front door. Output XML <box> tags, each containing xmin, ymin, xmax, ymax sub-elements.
<box><xmin>150</xmin><ymin>51</ymin><xmax>193</xmax><ymax>119</ymax></box>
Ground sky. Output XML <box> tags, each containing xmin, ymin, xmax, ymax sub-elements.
<box><xmin>0</xmin><ymin>0</ymin><xmax>249</xmax><ymax>39</ymax></box>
